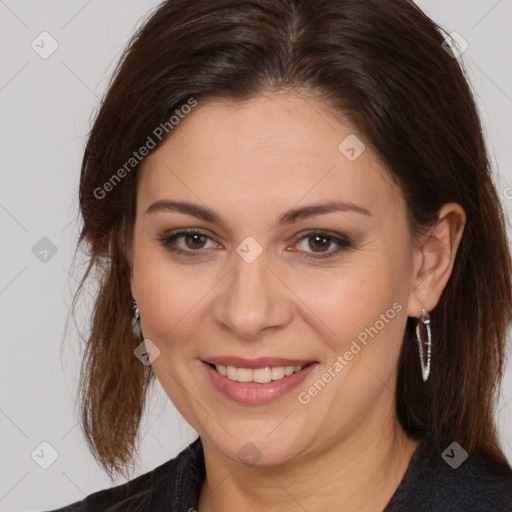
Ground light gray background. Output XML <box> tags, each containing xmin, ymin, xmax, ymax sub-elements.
<box><xmin>1</xmin><ymin>1</ymin><xmax>511</xmax><ymax>510</ymax></box>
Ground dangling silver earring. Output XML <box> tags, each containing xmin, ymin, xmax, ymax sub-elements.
<box><xmin>415</xmin><ymin>308</ymin><xmax>432</xmax><ymax>382</ymax></box>
<box><xmin>132</xmin><ymin>299</ymin><xmax>142</xmax><ymax>339</ymax></box>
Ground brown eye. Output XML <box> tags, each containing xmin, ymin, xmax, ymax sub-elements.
<box><xmin>183</xmin><ymin>233</ymin><xmax>207</xmax><ymax>250</ymax></box>
<box><xmin>159</xmin><ymin>229</ymin><xmax>351</xmax><ymax>260</ymax></box>
<box><xmin>293</xmin><ymin>230</ymin><xmax>352</xmax><ymax>260</ymax></box>
<box><xmin>307</xmin><ymin>234</ymin><xmax>332</xmax><ymax>253</ymax></box>
<box><xmin>159</xmin><ymin>229</ymin><xmax>217</xmax><ymax>256</ymax></box>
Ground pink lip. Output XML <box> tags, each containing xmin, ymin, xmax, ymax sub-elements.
<box><xmin>204</xmin><ymin>356</ymin><xmax>316</xmax><ymax>369</ymax></box>
<box><xmin>201</xmin><ymin>360</ymin><xmax>318</xmax><ymax>404</ymax></box>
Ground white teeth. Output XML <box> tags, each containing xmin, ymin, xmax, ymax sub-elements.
<box><xmin>284</xmin><ymin>366</ymin><xmax>294</xmax><ymax>376</ymax></box>
<box><xmin>271</xmin><ymin>367</ymin><xmax>284</xmax><ymax>380</ymax></box>
<box><xmin>226</xmin><ymin>365</ymin><xmax>237</xmax><ymax>380</ymax></box>
<box><xmin>253</xmin><ymin>367</ymin><xmax>272</xmax><ymax>383</ymax></box>
<box><xmin>214</xmin><ymin>364</ymin><xmax>305</xmax><ymax>382</ymax></box>
<box><xmin>236</xmin><ymin>367</ymin><xmax>253</xmax><ymax>382</ymax></box>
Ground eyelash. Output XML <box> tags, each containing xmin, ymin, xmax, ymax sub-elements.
<box><xmin>157</xmin><ymin>228</ymin><xmax>352</xmax><ymax>260</ymax></box>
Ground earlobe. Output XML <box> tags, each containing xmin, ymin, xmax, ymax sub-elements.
<box><xmin>128</xmin><ymin>252</ymin><xmax>137</xmax><ymax>301</ymax></box>
<box><xmin>126</xmin><ymin>236</ymin><xmax>137</xmax><ymax>301</ymax></box>
<box><xmin>406</xmin><ymin>202</ymin><xmax>466</xmax><ymax>318</ymax></box>
<box><xmin>130</xmin><ymin>273</ymin><xmax>137</xmax><ymax>302</ymax></box>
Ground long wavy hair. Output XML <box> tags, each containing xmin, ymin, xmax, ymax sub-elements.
<box><xmin>67</xmin><ymin>0</ymin><xmax>512</xmax><ymax>479</ymax></box>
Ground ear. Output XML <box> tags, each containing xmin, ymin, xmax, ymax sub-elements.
<box><xmin>126</xmin><ymin>233</ymin><xmax>138</xmax><ymax>301</ymax></box>
<box><xmin>406</xmin><ymin>202</ymin><xmax>466</xmax><ymax>318</ymax></box>
<box><xmin>130</xmin><ymin>268</ymin><xmax>137</xmax><ymax>302</ymax></box>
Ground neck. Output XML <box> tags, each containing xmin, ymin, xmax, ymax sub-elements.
<box><xmin>198</xmin><ymin>417</ymin><xmax>419</xmax><ymax>512</ymax></box>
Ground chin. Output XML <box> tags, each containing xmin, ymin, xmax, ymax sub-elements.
<box><xmin>210</xmin><ymin>431</ymin><xmax>307</xmax><ymax>468</ymax></box>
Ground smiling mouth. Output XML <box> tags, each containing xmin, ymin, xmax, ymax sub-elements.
<box><xmin>206</xmin><ymin>362</ymin><xmax>314</xmax><ymax>384</ymax></box>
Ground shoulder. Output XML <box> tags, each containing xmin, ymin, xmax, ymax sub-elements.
<box><xmin>431</xmin><ymin>447</ymin><xmax>512</xmax><ymax>511</ymax></box>
<box><xmin>385</xmin><ymin>435</ymin><xmax>512</xmax><ymax>511</ymax></box>
<box><xmin>41</xmin><ymin>438</ymin><xmax>204</xmax><ymax>512</ymax></box>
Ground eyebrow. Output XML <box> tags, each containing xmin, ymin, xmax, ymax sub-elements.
<box><xmin>145</xmin><ymin>199</ymin><xmax>372</xmax><ymax>227</ymax></box>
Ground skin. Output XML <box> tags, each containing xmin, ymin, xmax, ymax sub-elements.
<box><xmin>128</xmin><ymin>92</ymin><xmax>466</xmax><ymax>511</ymax></box>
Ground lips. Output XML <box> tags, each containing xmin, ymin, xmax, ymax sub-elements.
<box><xmin>201</xmin><ymin>357</ymin><xmax>318</xmax><ymax>404</ymax></box>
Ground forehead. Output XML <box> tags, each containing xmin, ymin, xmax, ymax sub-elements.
<box><xmin>137</xmin><ymin>94</ymin><xmax>404</xmax><ymax>225</ymax></box>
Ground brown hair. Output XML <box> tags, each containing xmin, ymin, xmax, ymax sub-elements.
<box><xmin>69</xmin><ymin>0</ymin><xmax>512</xmax><ymax>479</ymax></box>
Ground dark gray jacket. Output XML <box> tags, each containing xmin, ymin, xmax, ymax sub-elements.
<box><xmin>43</xmin><ymin>434</ymin><xmax>512</xmax><ymax>511</ymax></box>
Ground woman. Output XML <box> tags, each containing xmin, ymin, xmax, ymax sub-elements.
<box><xmin>46</xmin><ymin>0</ymin><xmax>512</xmax><ymax>510</ymax></box>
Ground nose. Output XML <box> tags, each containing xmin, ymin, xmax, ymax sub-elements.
<box><xmin>212</xmin><ymin>249</ymin><xmax>293</xmax><ymax>340</ymax></box>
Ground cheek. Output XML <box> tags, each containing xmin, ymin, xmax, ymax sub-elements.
<box><xmin>302</xmin><ymin>241</ymin><xmax>410</xmax><ymax>361</ymax></box>
<box><xmin>133</xmin><ymin>246</ymin><xmax>210</xmax><ymax>353</ymax></box>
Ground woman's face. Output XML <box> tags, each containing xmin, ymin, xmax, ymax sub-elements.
<box><xmin>130</xmin><ymin>93</ymin><xmax>418</xmax><ymax>466</ymax></box>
